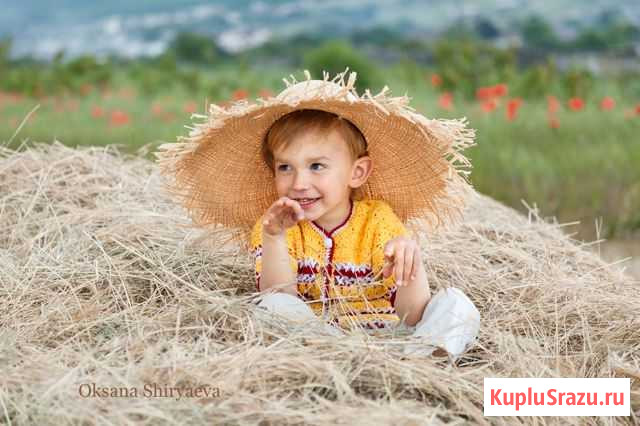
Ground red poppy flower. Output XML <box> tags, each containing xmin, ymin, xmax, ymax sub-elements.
<box><xmin>634</xmin><ymin>104</ymin><xmax>640</xmax><ymax>115</ymax></box>
<box><xmin>6</xmin><ymin>92</ymin><xmax>23</xmax><ymax>103</ymax></box>
<box><xmin>161</xmin><ymin>111</ymin><xmax>176</xmax><ymax>122</ymax></box>
<box><xmin>91</xmin><ymin>105</ymin><xmax>105</xmax><ymax>118</ymax></box>
<box><xmin>492</xmin><ymin>84</ymin><xmax>508</xmax><ymax>98</ymax></box>
<box><xmin>506</xmin><ymin>98</ymin><xmax>523</xmax><ymax>121</ymax></box>
<box><xmin>232</xmin><ymin>89</ymin><xmax>249</xmax><ymax>100</ymax></box>
<box><xmin>183</xmin><ymin>101</ymin><xmax>197</xmax><ymax>114</ymax></box>
<box><xmin>547</xmin><ymin>95</ymin><xmax>560</xmax><ymax>114</ymax></box>
<box><xmin>430</xmin><ymin>74</ymin><xmax>442</xmax><ymax>87</ymax></box>
<box><xmin>109</xmin><ymin>110</ymin><xmax>130</xmax><ymax>126</ymax></box>
<box><xmin>476</xmin><ymin>87</ymin><xmax>492</xmax><ymax>101</ymax></box>
<box><xmin>600</xmin><ymin>96</ymin><xmax>615</xmax><ymax>111</ymax></box>
<box><xmin>258</xmin><ymin>89</ymin><xmax>274</xmax><ymax>99</ymax></box>
<box><xmin>568</xmin><ymin>97</ymin><xmax>584</xmax><ymax>111</ymax></box>
<box><xmin>151</xmin><ymin>103</ymin><xmax>164</xmax><ymax>117</ymax></box>
<box><xmin>438</xmin><ymin>92</ymin><xmax>453</xmax><ymax>110</ymax></box>
<box><xmin>481</xmin><ymin>99</ymin><xmax>497</xmax><ymax>113</ymax></box>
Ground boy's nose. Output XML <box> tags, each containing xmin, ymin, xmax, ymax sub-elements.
<box><xmin>292</xmin><ymin>172</ymin><xmax>309</xmax><ymax>190</ymax></box>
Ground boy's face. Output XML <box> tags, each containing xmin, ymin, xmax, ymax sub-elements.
<box><xmin>272</xmin><ymin>128</ymin><xmax>372</xmax><ymax>227</ymax></box>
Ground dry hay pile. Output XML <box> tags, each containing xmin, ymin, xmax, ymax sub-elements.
<box><xmin>1</xmin><ymin>141</ymin><xmax>638</xmax><ymax>425</ymax></box>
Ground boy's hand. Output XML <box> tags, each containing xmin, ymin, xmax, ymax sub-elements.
<box><xmin>382</xmin><ymin>236</ymin><xmax>421</xmax><ymax>287</ymax></box>
<box><xmin>262</xmin><ymin>196</ymin><xmax>305</xmax><ymax>237</ymax></box>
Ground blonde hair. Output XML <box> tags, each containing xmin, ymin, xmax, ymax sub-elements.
<box><xmin>262</xmin><ymin>109</ymin><xmax>369</xmax><ymax>200</ymax></box>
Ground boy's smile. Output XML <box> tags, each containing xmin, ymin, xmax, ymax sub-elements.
<box><xmin>273</xmin><ymin>128</ymin><xmax>372</xmax><ymax>231</ymax></box>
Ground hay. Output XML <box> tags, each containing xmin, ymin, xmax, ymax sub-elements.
<box><xmin>1</xmin><ymin>141</ymin><xmax>638</xmax><ymax>425</ymax></box>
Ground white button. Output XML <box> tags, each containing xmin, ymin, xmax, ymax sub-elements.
<box><xmin>325</xmin><ymin>238</ymin><xmax>333</xmax><ymax>247</ymax></box>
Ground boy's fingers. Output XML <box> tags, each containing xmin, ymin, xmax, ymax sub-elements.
<box><xmin>271</xmin><ymin>198</ymin><xmax>303</xmax><ymax>225</ymax></box>
<box><xmin>275</xmin><ymin>200</ymin><xmax>289</xmax><ymax>217</ymax></box>
<box><xmin>394</xmin><ymin>248</ymin><xmax>405</xmax><ymax>286</ymax></box>
<box><xmin>282</xmin><ymin>198</ymin><xmax>294</xmax><ymax>211</ymax></box>
<box><xmin>403</xmin><ymin>246</ymin><xmax>414</xmax><ymax>284</ymax></box>
<box><xmin>284</xmin><ymin>201</ymin><xmax>303</xmax><ymax>221</ymax></box>
<box><xmin>290</xmin><ymin>199</ymin><xmax>304</xmax><ymax>220</ymax></box>
<box><xmin>278</xmin><ymin>197</ymin><xmax>290</xmax><ymax>212</ymax></box>
<box><xmin>384</xmin><ymin>242</ymin><xmax>394</xmax><ymax>258</ymax></box>
<box><xmin>411</xmin><ymin>249</ymin><xmax>419</xmax><ymax>280</ymax></box>
<box><xmin>264</xmin><ymin>210</ymin><xmax>275</xmax><ymax>225</ymax></box>
<box><xmin>290</xmin><ymin>208</ymin><xmax>299</xmax><ymax>223</ymax></box>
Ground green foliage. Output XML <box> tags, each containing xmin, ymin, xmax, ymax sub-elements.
<box><xmin>0</xmin><ymin>50</ymin><xmax>114</xmax><ymax>96</ymax></box>
<box><xmin>520</xmin><ymin>15</ymin><xmax>560</xmax><ymax>49</ymax></box>
<box><xmin>519</xmin><ymin>13</ymin><xmax>640</xmax><ymax>53</ymax></box>
<box><xmin>439</xmin><ymin>21</ymin><xmax>478</xmax><ymax>41</ymax></box>
<box><xmin>302</xmin><ymin>39</ymin><xmax>382</xmax><ymax>93</ymax></box>
<box><xmin>55</xmin><ymin>55</ymin><xmax>113</xmax><ymax>91</ymax></box>
<box><xmin>562</xmin><ymin>67</ymin><xmax>595</xmax><ymax>97</ymax></box>
<box><xmin>432</xmin><ymin>37</ymin><xmax>517</xmax><ymax>98</ymax></box>
<box><xmin>473</xmin><ymin>18</ymin><xmax>501</xmax><ymax>39</ymax></box>
<box><xmin>515</xmin><ymin>62</ymin><xmax>557</xmax><ymax>98</ymax></box>
<box><xmin>169</xmin><ymin>32</ymin><xmax>221</xmax><ymax>64</ymax></box>
<box><xmin>617</xmin><ymin>71</ymin><xmax>640</xmax><ymax>98</ymax></box>
<box><xmin>571</xmin><ymin>22</ymin><xmax>640</xmax><ymax>51</ymax></box>
<box><xmin>0</xmin><ymin>37</ymin><xmax>10</xmax><ymax>71</ymax></box>
<box><xmin>350</xmin><ymin>26</ymin><xmax>408</xmax><ymax>47</ymax></box>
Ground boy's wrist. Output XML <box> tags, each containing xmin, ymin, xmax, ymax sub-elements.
<box><xmin>263</xmin><ymin>230</ymin><xmax>287</xmax><ymax>242</ymax></box>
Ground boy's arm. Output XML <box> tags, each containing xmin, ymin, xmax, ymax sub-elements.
<box><xmin>259</xmin><ymin>231</ymin><xmax>298</xmax><ymax>296</ymax></box>
<box><xmin>250</xmin><ymin>217</ymin><xmax>298</xmax><ymax>295</ymax></box>
<box><xmin>392</xmin><ymin>260</ymin><xmax>430</xmax><ymax>327</ymax></box>
<box><xmin>371</xmin><ymin>202</ymin><xmax>430</xmax><ymax>326</ymax></box>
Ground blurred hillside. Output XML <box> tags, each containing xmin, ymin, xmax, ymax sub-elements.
<box><xmin>2</xmin><ymin>0</ymin><xmax>640</xmax><ymax>71</ymax></box>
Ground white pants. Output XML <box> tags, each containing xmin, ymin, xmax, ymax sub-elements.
<box><xmin>254</xmin><ymin>287</ymin><xmax>480</xmax><ymax>359</ymax></box>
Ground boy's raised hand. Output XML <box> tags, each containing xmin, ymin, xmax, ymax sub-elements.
<box><xmin>382</xmin><ymin>236</ymin><xmax>421</xmax><ymax>287</ymax></box>
<box><xmin>262</xmin><ymin>196</ymin><xmax>305</xmax><ymax>236</ymax></box>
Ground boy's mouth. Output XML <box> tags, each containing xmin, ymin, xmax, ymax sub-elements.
<box><xmin>294</xmin><ymin>197</ymin><xmax>321</xmax><ymax>208</ymax></box>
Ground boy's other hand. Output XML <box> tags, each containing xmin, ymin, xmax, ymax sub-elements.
<box><xmin>382</xmin><ymin>236</ymin><xmax>421</xmax><ymax>287</ymax></box>
<box><xmin>262</xmin><ymin>196</ymin><xmax>305</xmax><ymax>236</ymax></box>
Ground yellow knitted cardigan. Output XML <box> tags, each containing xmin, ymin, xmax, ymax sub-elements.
<box><xmin>250</xmin><ymin>198</ymin><xmax>409</xmax><ymax>331</ymax></box>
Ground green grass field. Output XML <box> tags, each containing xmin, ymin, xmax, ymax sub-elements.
<box><xmin>2</xmin><ymin>64</ymin><xmax>639</xmax><ymax>240</ymax></box>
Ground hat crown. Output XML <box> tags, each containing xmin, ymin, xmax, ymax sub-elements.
<box><xmin>276</xmin><ymin>79</ymin><xmax>358</xmax><ymax>104</ymax></box>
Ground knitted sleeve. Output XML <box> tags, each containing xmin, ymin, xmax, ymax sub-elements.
<box><xmin>249</xmin><ymin>219</ymin><xmax>264</xmax><ymax>292</ymax></box>
<box><xmin>370</xmin><ymin>201</ymin><xmax>409</xmax><ymax>308</ymax></box>
<box><xmin>249</xmin><ymin>218</ymin><xmax>299</xmax><ymax>292</ymax></box>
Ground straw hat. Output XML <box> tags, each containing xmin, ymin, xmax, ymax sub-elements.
<box><xmin>155</xmin><ymin>68</ymin><xmax>476</xmax><ymax>249</ymax></box>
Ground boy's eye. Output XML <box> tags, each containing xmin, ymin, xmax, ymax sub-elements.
<box><xmin>276</xmin><ymin>163</ymin><xmax>325</xmax><ymax>172</ymax></box>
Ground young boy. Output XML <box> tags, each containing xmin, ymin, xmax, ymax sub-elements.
<box><xmin>253</xmin><ymin>109</ymin><xmax>432</xmax><ymax>330</ymax></box>
<box><xmin>156</xmin><ymin>70</ymin><xmax>480</xmax><ymax>358</ymax></box>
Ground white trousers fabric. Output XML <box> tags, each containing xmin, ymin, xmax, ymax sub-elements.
<box><xmin>254</xmin><ymin>291</ymin><xmax>346</xmax><ymax>337</ymax></box>
<box><xmin>254</xmin><ymin>287</ymin><xmax>480</xmax><ymax>358</ymax></box>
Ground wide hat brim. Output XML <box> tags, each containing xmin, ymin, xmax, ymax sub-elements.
<box><xmin>155</xmin><ymin>69</ymin><xmax>475</xmax><ymax>249</ymax></box>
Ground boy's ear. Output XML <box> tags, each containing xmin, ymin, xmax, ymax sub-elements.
<box><xmin>349</xmin><ymin>156</ymin><xmax>373</xmax><ymax>189</ymax></box>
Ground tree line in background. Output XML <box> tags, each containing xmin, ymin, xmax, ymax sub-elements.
<box><xmin>0</xmin><ymin>13</ymin><xmax>639</xmax><ymax>101</ymax></box>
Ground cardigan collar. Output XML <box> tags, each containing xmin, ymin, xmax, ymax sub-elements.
<box><xmin>309</xmin><ymin>198</ymin><xmax>354</xmax><ymax>239</ymax></box>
